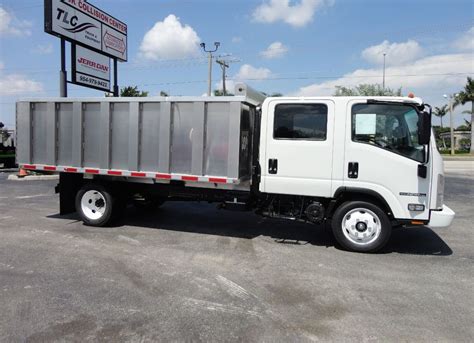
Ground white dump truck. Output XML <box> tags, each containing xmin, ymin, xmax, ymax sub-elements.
<box><xmin>16</xmin><ymin>84</ymin><xmax>455</xmax><ymax>252</ymax></box>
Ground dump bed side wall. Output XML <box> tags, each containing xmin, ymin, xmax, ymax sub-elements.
<box><xmin>16</xmin><ymin>99</ymin><xmax>253</xmax><ymax>188</ymax></box>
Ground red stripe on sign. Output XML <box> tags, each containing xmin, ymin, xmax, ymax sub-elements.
<box><xmin>64</xmin><ymin>168</ymin><xmax>78</xmax><ymax>173</ymax></box>
<box><xmin>23</xmin><ymin>164</ymin><xmax>36</xmax><ymax>170</ymax></box>
<box><xmin>107</xmin><ymin>170</ymin><xmax>122</xmax><ymax>176</ymax></box>
<box><xmin>209</xmin><ymin>177</ymin><xmax>227</xmax><ymax>184</ymax></box>
<box><xmin>156</xmin><ymin>173</ymin><xmax>171</xmax><ymax>180</ymax></box>
<box><xmin>182</xmin><ymin>175</ymin><xmax>199</xmax><ymax>182</ymax></box>
<box><xmin>43</xmin><ymin>166</ymin><xmax>57</xmax><ymax>171</ymax></box>
<box><xmin>131</xmin><ymin>172</ymin><xmax>146</xmax><ymax>177</ymax></box>
<box><xmin>85</xmin><ymin>169</ymin><xmax>99</xmax><ymax>174</ymax></box>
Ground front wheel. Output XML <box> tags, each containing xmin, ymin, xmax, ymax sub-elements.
<box><xmin>331</xmin><ymin>201</ymin><xmax>392</xmax><ymax>253</ymax></box>
<box><xmin>75</xmin><ymin>184</ymin><xmax>116</xmax><ymax>227</ymax></box>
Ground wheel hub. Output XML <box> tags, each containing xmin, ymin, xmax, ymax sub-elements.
<box><xmin>341</xmin><ymin>208</ymin><xmax>382</xmax><ymax>246</ymax></box>
<box><xmin>355</xmin><ymin>221</ymin><xmax>367</xmax><ymax>232</ymax></box>
<box><xmin>81</xmin><ymin>190</ymin><xmax>107</xmax><ymax>220</ymax></box>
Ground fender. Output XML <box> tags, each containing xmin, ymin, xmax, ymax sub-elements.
<box><xmin>333</xmin><ymin>186</ymin><xmax>394</xmax><ymax>216</ymax></box>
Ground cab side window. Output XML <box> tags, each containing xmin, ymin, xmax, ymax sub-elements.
<box><xmin>274</xmin><ymin>104</ymin><xmax>328</xmax><ymax>140</ymax></box>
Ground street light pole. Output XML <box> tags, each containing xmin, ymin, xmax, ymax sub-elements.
<box><xmin>200</xmin><ymin>42</ymin><xmax>220</xmax><ymax>96</ymax></box>
<box><xmin>382</xmin><ymin>53</ymin><xmax>386</xmax><ymax>91</ymax></box>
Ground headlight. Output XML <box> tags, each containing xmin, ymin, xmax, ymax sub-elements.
<box><xmin>436</xmin><ymin>174</ymin><xmax>445</xmax><ymax>209</ymax></box>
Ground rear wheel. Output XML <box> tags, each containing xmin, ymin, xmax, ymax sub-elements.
<box><xmin>75</xmin><ymin>184</ymin><xmax>116</xmax><ymax>227</ymax></box>
<box><xmin>331</xmin><ymin>201</ymin><xmax>392</xmax><ymax>253</ymax></box>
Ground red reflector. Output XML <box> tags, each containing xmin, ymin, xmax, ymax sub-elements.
<box><xmin>85</xmin><ymin>169</ymin><xmax>99</xmax><ymax>174</ymax></box>
<box><xmin>107</xmin><ymin>170</ymin><xmax>122</xmax><ymax>176</ymax></box>
<box><xmin>23</xmin><ymin>165</ymin><xmax>36</xmax><ymax>170</ymax></box>
<box><xmin>411</xmin><ymin>220</ymin><xmax>424</xmax><ymax>225</ymax></box>
<box><xmin>43</xmin><ymin>166</ymin><xmax>57</xmax><ymax>171</ymax></box>
<box><xmin>156</xmin><ymin>173</ymin><xmax>171</xmax><ymax>179</ymax></box>
<box><xmin>182</xmin><ymin>175</ymin><xmax>199</xmax><ymax>182</ymax></box>
<box><xmin>65</xmin><ymin>168</ymin><xmax>77</xmax><ymax>173</ymax></box>
<box><xmin>209</xmin><ymin>177</ymin><xmax>227</xmax><ymax>183</ymax></box>
<box><xmin>131</xmin><ymin>172</ymin><xmax>146</xmax><ymax>177</ymax></box>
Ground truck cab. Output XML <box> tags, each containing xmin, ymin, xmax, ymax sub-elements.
<box><xmin>259</xmin><ymin>95</ymin><xmax>454</xmax><ymax>251</ymax></box>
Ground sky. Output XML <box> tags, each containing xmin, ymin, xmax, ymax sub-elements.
<box><xmin>0</xmin><ymin>0</ymin><xmax>473</xmax><ymax>128</ymax></box>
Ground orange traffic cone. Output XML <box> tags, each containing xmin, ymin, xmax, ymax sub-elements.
<box><xmin>18</xmin><ymin>168</ymin><xmax>28</xmax><ymax>178</ymax></box>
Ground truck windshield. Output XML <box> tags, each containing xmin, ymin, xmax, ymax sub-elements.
<box><xmin>352</xmin><ymin>103</ymin><xmax>425</xmax><ymax>162</ymax></box>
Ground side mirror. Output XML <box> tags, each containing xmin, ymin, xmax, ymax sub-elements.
<box><xmin>418</xmin><ymin>111</ymin><xmax>431</xmax><ymax>145</ymax></box>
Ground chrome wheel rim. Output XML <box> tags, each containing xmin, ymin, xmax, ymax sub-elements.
<box><xmin>81</xmin><ymin>190</ymin><xmax>107</xmax><ymax>220</ymax></box>
<box><xmin>341</xmin><ymin>208</ymin><xmax>382</xmax><ymax>245</ymax></box>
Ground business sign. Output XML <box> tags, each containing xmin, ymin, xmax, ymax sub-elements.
<box><xmin>72</xmin><ymin>44</ymin><xmax>110</xmax><ymax>91</ymax></box>
<box><xmin>45</xmin><ymin>0</ymin><xmax>127</xmax><ymax>61</ymax></box>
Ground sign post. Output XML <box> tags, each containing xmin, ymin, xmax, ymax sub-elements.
<box><xmin>60</xmin><ymin>38</ymin><xmax>67</xmax><ymax>97</ymax></box>
<box><xmin>44</xmin><ymin>0</ymin><xmax>127</xmax><ymax>96</ymax></box>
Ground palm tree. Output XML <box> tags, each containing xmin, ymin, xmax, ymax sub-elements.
<box><xmin>454</xmin><ymin>77</ymin><xmax>474</xmax><ymax>153</ymax></box>
<box><xmin>433</xmin><ymin>105</ymin><xmax>448</xmax><ymax>128</ymax></box>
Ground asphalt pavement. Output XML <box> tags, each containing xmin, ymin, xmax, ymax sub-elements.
<box><xmin>0</xmin><ymin>166</ymin><xmax>472</xmax><ymax>342</ymax></box>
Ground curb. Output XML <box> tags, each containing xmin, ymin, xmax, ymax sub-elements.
<box><xmin>7</xmin><ymin>174</ymin><xmax>60</xmax><ymax>181</ymax></box>
<box><xmin>442</xmin><ymin>156</ymin><xmax>474</xmax><ymax>161</ymax></box>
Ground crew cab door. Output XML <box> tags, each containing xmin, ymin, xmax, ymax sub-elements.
<box><xmin>343</xmin><ymin>100</ymin><xmax>432</xmax><ymax>220</ymax></box>
<box><xmin>260</xmin><ymin>99</ymin><xmax>335</xmax><ymax>197</ymax></box>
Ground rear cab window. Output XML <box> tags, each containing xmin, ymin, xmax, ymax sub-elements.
<box><xmin>274</xmin><ymin>104</ymin><xmax>328</xmax><ymax>140</ymax></box>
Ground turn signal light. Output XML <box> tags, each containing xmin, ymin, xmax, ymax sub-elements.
<box><xmin>411</xmin><ymin>221</ymin><xmax>425</xmax><ymax>225</ymax></box>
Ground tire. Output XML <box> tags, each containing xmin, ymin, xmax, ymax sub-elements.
<box><xmin>75</xmin><ymin>183</ymin><xmax>116</xmax><ymax>227</ymax></box>
<box><xmin>331</xmin><ymin>201</ymin><xmax>392</xmax><ymax>253</ymax></box>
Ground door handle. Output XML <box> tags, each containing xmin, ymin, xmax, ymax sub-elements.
<box><xmin>269</xmin><ymin>159</ymin><xmax>278</xmax><ymax>174</ymax></box>
<box><xmin>348</xmin><ymin>162</ymin><xmax>359</xmax><ymax>179</ymax></box>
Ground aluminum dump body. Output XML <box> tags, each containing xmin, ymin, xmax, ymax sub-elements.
<box><xmin>16</xmin><ymin>93</ymin><xmax>261</xmax><ymax>189</ymax></box>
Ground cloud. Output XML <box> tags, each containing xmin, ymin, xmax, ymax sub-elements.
<box><xmin>293</xmin><ymin>53</ymin><xmax>473</xmax><ymax>99</ymax></box>
<box><xmin>33</xmin><ymin>43</ymin><xmax>53</xmax><ymax>55</ymax></box>
<box><xmin>362</xmin><ymin>40</ymin><xmax>423</xmax><ymax>66</ymax></box>
<box><xmin>235</xmin><ymin>64</ymin><xmax>272</xmax><ymax>81</ymax></box>
<box><xmin>453</xmin><ymin>26</ymin><xmax>474</xmax><ymax>52</ymax></box>
<box><xmin>252</xmin><ymin>0</ymin><xmax>331</xmax><ymax>28</ymax></box>
<box><xmin>232</xmin><ymin>36</ymin><xmax>242</xmax><ymax>43</ymax></box>
<box><xmin>0</xmin><ymin>61</ymin><xmax>43</xmax><ymax>95</ymax></box>
<box><xmin>0</xmin><ymin>74</ymin><xmax>43</xmax><ymax>95</ymax></box>
<box><xmin>215</xmin><ymin>79</ymin><xmax>236</xmax><ymax>93</ymax></box>
<box><xmin>215</xmin><ymin>64</ymin><xmax>272</xmax><ymax>92</ymax></box>
<box><xmin>0</xmin><ymin>6</ymin><xmax>32</xmax><ymax>36</ymax></box>
<box><xmin>260</xmin><ymin>41</ymin><xmax>288</xmax><ymax>59</ymax></box>
<box><xmin>139</xmin><ymin>15</ymin><xmax>201</xmax><ymax>60</ymax></box>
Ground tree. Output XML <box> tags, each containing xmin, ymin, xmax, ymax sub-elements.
<box><xmin>120</xmin><ymin>86</ymin><xmax>149</xmax><ymax>97</ymax></box>
<box><xmin>0</xmin><ymin>122</ymin><xmax>8</xmax><ymax>142</ymax></box>
<box><xmin>214</xmin><ymin>90</ymin><xmax>234</xmax><ymax>96</ymax></box>
<box><xmin>453</xmin><ymin>77</ymin><xmax>474</xmax><ymax>153</ymax></box>
<box><xmin>334</xmin><ymin>84</ymin><xmax>402</xmax><ymax>96</ymax></box>
<box><xmin>433</xmin><ymin>105</ymin><xmax>448</xmax><ymax>128</ymax></box>
<box><xmin>159</xmin><ymin>91</ymin><xmax>169</xmax><ymax>97</ymax></box>
<box><xmin>260</xmin><ymin>91</ymin><xmax>283</xmax><ymax>97</ymax></box>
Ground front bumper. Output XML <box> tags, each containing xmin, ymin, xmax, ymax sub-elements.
<box><xmin>428</xmin><ymin>205</ymin><xmax>455</xmax><ymax>228</ymax></box>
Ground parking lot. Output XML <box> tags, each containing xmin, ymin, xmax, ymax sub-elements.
<box><xmin>0</xmin><ymin>163</ymin><xmax>473</xmax><ymax>342</ymax></box>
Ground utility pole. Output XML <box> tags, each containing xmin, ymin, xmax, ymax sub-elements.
<box><xmin>216</xmin><ymin>59</ymin><xmax>229</xmax><ymax>95</ymax></box>
<box><xmin>200</xmin><ymin>42</ymin><xmax>220</xmax><ymax>96</ymax></box>
<box><xmin>382</xmin><ymin>53</ymin><xmax>386</xmax><ymax>91</ymax></box>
